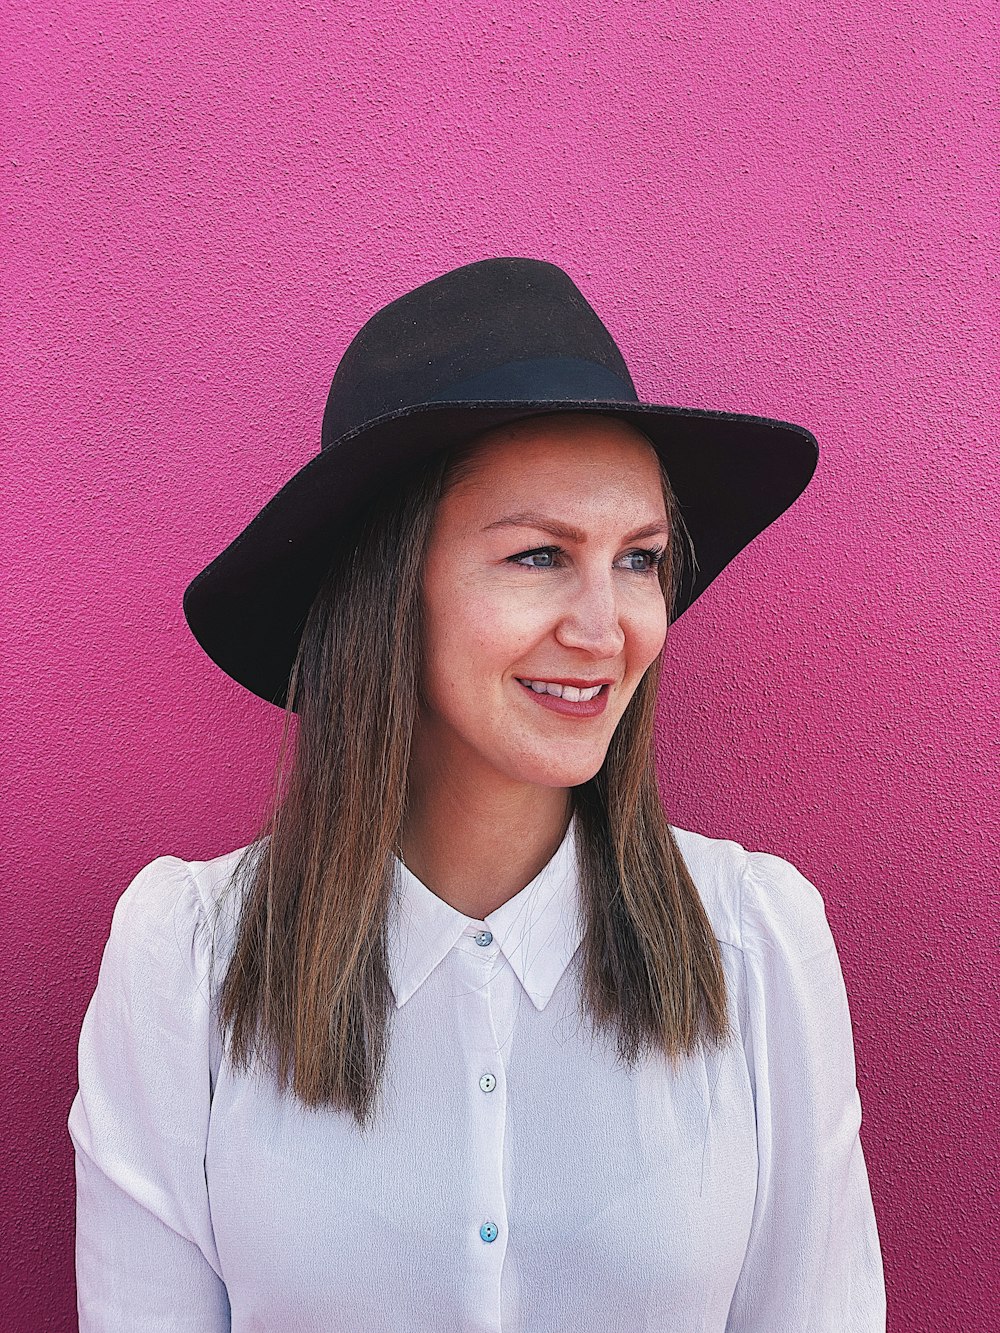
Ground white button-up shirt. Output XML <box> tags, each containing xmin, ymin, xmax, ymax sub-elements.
<box><xmin>69</xmin><ymin>819</ymin><xmax>886</xmax><ymax>1330</ymax></box>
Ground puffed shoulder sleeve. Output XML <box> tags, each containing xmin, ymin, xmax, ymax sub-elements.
<box><xmin>68</xmin><ymin>856</ymin><xmax>231</xmax><ymax>1331</ymax></box>
<box><xmin>725</xmin><ymin>851</ymin><xmax>887</xmax><ymax>1333</ymax></box>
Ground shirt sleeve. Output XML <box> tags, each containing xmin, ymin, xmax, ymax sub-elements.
<box><xmin>67</xmin><ymin>856</ymin><xmax>231</xmax><ymax>1332</ymax></box>
<box><xmin>725</xmin><ymin>851</ymin><xmax>887</xmax><ymax>1332</ymax></box>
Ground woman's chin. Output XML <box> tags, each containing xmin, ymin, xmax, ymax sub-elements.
<box><xmin>500</xmin><ymin>751</ymin><xmax>609</xmax><ymax>791</ymax></box>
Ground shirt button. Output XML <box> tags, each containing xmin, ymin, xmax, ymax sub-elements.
<box><xmin>480</xmin><ymin>1221</ymin><xmax>498</xmax><ymax>1243</ymax></box>
<box><xmin>474</xmin><ymin>929</ymin><xmax>493</xmax><ymax>947</ymax></box>
<box><xmin>479</xmin><ymin>1073</ymin><xmax>496</xmax><ymax>1093</ymax></box>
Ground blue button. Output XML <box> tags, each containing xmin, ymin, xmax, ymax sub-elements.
<box><xmin>474</xmin><ymin>929</ymin><xmax>493</xmax><ymax>947</ymax></box>
<box><xmin>480</xmin><ymin>1221</ymin><xmax>498</xmax><ymax>1243</ymax></box>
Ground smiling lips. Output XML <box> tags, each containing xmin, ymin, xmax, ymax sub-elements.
<box><xmin>515</xmin><ymin>677</ymin><xmax>613</xmax><ymax>717</ymax></box>
<box><xmin>518</xmin><ymin>678</ymin><xmax>607</xmax><ymax>701</ymax></box>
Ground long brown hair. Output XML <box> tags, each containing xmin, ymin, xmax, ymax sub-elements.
<box><xmin>214</xmin><ymin>424</ymin><xmax>734</xmax><ymax>1131</ymax></box>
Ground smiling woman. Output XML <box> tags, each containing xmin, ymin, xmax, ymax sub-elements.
<box><xmin>68</xmin><ymin>258</ymin><xmax>887</xmax><ymax>1331</ymax></box>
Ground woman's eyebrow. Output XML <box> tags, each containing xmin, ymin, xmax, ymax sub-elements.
<box><xmin>483</xmin><ymin>511</ymin><xmax>671</xmax><ymax>543</ymax></box>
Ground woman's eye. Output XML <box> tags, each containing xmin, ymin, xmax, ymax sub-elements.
<box><xmin>510</xmin><ymin>547</ymin><xmax>560</xmax><ymax>568</ymax></box>
<box><xmin>619</xmin><ymin>548</ymin><xmax>665</xmax><ymax>573</ymax></box>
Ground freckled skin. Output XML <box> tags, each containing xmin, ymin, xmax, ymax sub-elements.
<box><xmin>414</xmin><ymin>414</ymin><xmax>670</xmax><ymax>795</ymax></box>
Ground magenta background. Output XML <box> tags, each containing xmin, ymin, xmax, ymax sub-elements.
<box><xmin>5</xmin><ymin>1</ymin><xmax>998</xmax><ymax>1328</ymax></box>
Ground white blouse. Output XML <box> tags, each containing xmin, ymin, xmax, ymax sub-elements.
<box><xmin>68</xmin><ymin>820</ymin><xmax>886</xmax><ymax>1331</ymax></box>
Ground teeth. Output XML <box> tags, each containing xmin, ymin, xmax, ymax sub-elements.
<box><xmin>520</xmin><ymin>680</ymin><xmax>604</xmax><ymax>701</ymax></box>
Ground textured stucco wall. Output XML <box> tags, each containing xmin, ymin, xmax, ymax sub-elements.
<box><xmin>5</xmin><ymin>1</ymin><xmax>997</xmax><ymax>1328</ymax></box>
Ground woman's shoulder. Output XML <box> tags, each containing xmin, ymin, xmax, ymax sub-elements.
<box><xmin>669</xmin><ymin>823</ymin><xmax>834</xmax><ymax>963</ymax></box>
<box><xmin>103</xmin><ymin>839</ymin><xmax>266</xmax><ymax>982</ymax></box>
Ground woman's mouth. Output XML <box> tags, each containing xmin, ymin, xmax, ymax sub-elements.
<box><xmin>515</xmin><ymin>677</ymin><xmax>612</xmax><ymax>717</ymax></box>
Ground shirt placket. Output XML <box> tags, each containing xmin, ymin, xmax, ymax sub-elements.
<box><xmin>455</xmin><ymin>922</ymin><xmax>511</xmax><ymax>1333</ymax></box>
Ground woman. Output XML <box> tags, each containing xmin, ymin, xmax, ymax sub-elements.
<box><xmin>69</xmin><ymin>257</ymin><xmax>887</xmax><ymax>1330</ymax></box>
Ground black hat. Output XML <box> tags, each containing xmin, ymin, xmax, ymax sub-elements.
<box><xmin>183</xmin><ymin>257</ymin><xmax>817</xmax><ymax>708</ymax></box>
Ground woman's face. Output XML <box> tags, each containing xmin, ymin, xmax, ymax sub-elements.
<box><xmin>415</xmin><ymin>413</ymin><xmax>670</xmax><ymax>792</ymax></box>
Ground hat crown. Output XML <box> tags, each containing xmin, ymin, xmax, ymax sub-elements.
<box><xmin>321</xmin><ymin>257</ymin><xmax>637</xmax><ymax>449</ymax></box>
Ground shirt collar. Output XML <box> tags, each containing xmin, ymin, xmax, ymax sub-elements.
<box><xmin>387</xmin><ymin>817</ymin><xmax>584</xmax><ymax>1012</ymax></box>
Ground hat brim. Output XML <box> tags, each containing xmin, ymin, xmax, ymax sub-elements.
<box><xmin>183</xmin><ymin>399</ymin><xmax>817</xmax><ymax>708</ymax></box>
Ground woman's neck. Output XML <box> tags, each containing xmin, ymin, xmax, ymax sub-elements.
<box><xmin>399</xmin><ymin>756</ymin><xmax>572</xmax><ymax>919</ymax></box>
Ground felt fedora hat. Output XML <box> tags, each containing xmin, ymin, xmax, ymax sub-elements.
<box><xmin>183</xmin><ymin>256</ymin><xmax>818</xmax><ymax>708</ymax></box>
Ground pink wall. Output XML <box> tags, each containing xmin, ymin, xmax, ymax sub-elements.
<box><xmin>5</xmin><ymin>1</ymin><xmax>997</xmax><ymax>1328</ymax></box>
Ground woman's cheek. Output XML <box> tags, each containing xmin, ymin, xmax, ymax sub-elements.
<box><xmin>464</xmin><ymin>595</ymin><xmax>551</xmax><ymax>660</ymax></box>
<box><xmin>630</xmin><ymin>594</ymin><xmax>669</xmax><ymax>664</ymax></box>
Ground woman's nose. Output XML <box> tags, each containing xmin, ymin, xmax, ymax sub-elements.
<box><xmin>553</xmin><ymin>575</ymin><xmax>627</xmax><ymax>658</ymax></box>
